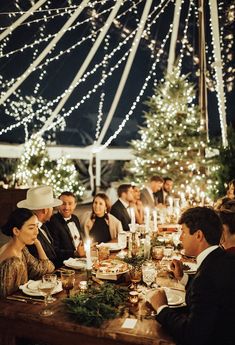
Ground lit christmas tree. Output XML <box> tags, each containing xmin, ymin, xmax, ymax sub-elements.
<box><xmin>128</xmin><ymin>68</ymin><xmax>213</xmax><ymax>194</ymax></box>
<box><xmin>16</xmin><ymin>135</ymin><xmax>84</xmax><ymax>199</ymax></box>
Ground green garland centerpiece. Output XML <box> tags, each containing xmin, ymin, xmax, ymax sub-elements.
<box><xmin>123</xmin><ymin>254</ymin><xmax>146</xmax><ymax>268</ymax></box>
<box><xmin>64</xmin><ymin>283</ymin><xmax>129</xmax><ymax>327</ymax></box>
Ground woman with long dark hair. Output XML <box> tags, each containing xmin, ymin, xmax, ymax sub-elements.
<box><xmin>0</xmin><ymin>208</ymin><xmax>54</xmax><ymax>297</ymax></box>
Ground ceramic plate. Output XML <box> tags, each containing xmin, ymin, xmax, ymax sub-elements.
<box><xmin>182</xmin><ymin>262</ymin><xmax>198</xmax><ymax>274</ymax></box>
<box><xmin>97</xmin><ymin>243</ymin><xmax>126</xmax><ymax>251</ymax></box>
<box><xmin>20</xmin><ymin>280</ymin><xmax>62</xmax><ymax>296</ymax></box>
<box><xmin>63</xmin><ymin>258</ymin><xmax>87</xmax><ymax>270</ymax></box>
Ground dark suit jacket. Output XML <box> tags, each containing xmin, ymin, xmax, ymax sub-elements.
<box><xmin>156</xmin><ymin>247</ymin><xmax>235</xmax><ymax>345</ymax></box>
<box><xmin>110</xmin><ymin>199</ymin><xmax>131</xmax><ymax>231</ymax></box>
<box><xmin>47</xmin><ymin>213</ymin><xmax>84</xmax><ymax>265</ymax></box>
<box><xmin>27</xmin><ymin>224</ymin><xmax>60</xmax><ymax>268</ymax></box>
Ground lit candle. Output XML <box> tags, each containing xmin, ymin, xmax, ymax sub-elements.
<box><xmin>145</xmin><ymin>207</ymin><xmax>150</xmax><ymax>233</ymax></box>
<box><xmin>168</xmin><ymin>197</ymin><xmax>173</xmax><ymax>208</ymax></box>
<box><xmin>84</xmin><ymin>239</ymin><xmax>92</xmax><ymax>270</ymax></box>
<box><xmin>152</xmin><ymin>209</ymin><xmax>157</xmax><ymax>231</ymax></box>
<box><xmin>130</xmin><ymin>207</ymin><xmax>136</xmax><ymax>227</ymax></box>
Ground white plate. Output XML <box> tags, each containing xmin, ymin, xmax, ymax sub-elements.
<box><xmin>63</xmin><ymin>258</ymin><xmax>87</xmax><ymax>270</ymax></box>
<box><xmin>164</xmin><ymin>288</ymin><xmax>185</xmax><ymax>306</ymax></box>
<box><xmin>183</xmin><ymin>262</ymin><xmax>198</xmax><ymax>274</ymax></box>
<box><xmin>19</xmin><ymin>280</ymin><xmax>63</xmax><ymax>296</ymax></box>
<box><xmin>97</xmin><ymin>243</ymin><xmax>126</xmax><ymax>251</ymax></box>
<box><xmin>146</xmin><ymin>288</ymin><xmax>185</xmax><ymax>307</ymax></box>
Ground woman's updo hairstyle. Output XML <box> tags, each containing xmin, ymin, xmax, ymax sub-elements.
<box><xmin>1</xmin><ymin>208</ymin><xmax>35</xmax><ymax>237</ymax></box>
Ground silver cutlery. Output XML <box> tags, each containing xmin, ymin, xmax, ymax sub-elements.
<box><xmin>7</xmin><ymin>295</ymin><xmax>44</xmax><ymax>304</ymax></box>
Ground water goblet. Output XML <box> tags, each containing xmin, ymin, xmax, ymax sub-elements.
<box><xmin>43</xmin><ymin>274</ymin><xmax>57</xmax><ymax>303</ymax></box>
<box><xmin>38</xmin><ymin>278</ymin><xmax>57</xmax><ymax>316</ymax></box>
<box><xmin>61</xmin><ymin>270</ymin><xmax>75</xmax><ymax>298</ymax></box>
<box><xmin>142</xmin><ymin>261</ymin><xmax>156</xmax><ymax>289</ymax></box>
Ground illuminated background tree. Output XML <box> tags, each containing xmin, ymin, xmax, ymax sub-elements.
<box><xmin>16</xmin><ymin>135</ymin><xmax>84</xmax><ymax>199</ymax></box>
<box><xmin>127</xmin><ymin>68</ymin><xmax>213</xmax><ymax>193</ymax></box>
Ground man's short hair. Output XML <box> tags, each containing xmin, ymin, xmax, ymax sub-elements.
<box><xmin>164</xmin><ymin>177</ymin><xmax>173</xmax><ymax>182</ymax></box>
<box><xmin>179</xmin><ymin>206</ymin><xmax>222</xmax><ymax>245</ymax></box>
<box><xmin>59</xmin><ymin>191</ymin><xmax>77</xmax><ymax>202</ymax></box>
<box><xmin>219</xmin><ymin>200</ymin><xmax>235</xmax><ymax>235</ymax></box>
<box><xmin>117</xmin><ymin>184</ymin><xmax>132</xmax><ymax>197</ymax></box>
<box><xmin>150</xmin><ymin>176</ymin><xmax>164</xmax><ymax>183</ymax></box>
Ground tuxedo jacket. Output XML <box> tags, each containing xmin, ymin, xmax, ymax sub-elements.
<box><xmin>154</xmin><ymin>189</ymin><xmax>164</xmax><ymax>204</ymax></box>
<box><xmin>110</xmin><ymin>199</ymin><xmax>131</xmax><ymax>231</ymax></box>
<box><xmin>27</xmin><ymin>224</ymin><xmax>60</xmax><ymax>268</ymax></box>
<box><xmin>156</xmin><ymin>247</ymin><xmax>235</xmax><ymax>345</ymax></box>
<box><xmin>140</xmin><ymin>187</ymin><xmax>156</xmax><ymax>209</ymax></box>
<box><xmin>47</xmin><ymin>212</ymin><xmax>84</xmax><ymax>265</ymax></box>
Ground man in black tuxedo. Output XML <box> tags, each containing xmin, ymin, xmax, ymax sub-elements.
<box><xmin>110</xmin><ymin>184</ymin><xmax>134</xmax><ymax>231</ymax></box>
<box><xmin>47</xmin><ymin>191</ymin><xmax>85</xmax><ymax>265</ymax></box>
<box><xmin>149</xmin><ymin>206</ymin><xmax>235</xmax><ymax>345</ymax></box>
<box><xmin>154</xmin><ymin>176</ymin><xmax>173</xmax><ymax>205</ymax></box>
<box><xmin>17</xmin><ymin>185</ymin><xmax>63</xmax><ymax>268</ymax></box>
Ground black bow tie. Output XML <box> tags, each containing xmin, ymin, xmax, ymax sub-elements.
<box><xmin>65</xmin><ymin>218</ymin><xmax>73</xmax><ymax>224</ymax></box>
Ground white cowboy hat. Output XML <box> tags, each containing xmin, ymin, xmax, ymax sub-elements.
<box><xmin>17</xmin><ymin>185</ymin><xmax>62</xmax><ymax>210</ymax></box>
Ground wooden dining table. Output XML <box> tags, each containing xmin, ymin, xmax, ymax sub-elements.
<box><xmin>0</xmin><ymin>267</ymin><xmax>179</xmax><ymax>345</ymax></box>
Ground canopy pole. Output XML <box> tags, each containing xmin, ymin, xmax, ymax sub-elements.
<box><xmin>209</xmin><ymin>0</ymin><xmax>228</xmax><ymax>147</ymax></box>
<box><xmin>96</xmin><ymin>0</ymin><xmax>154</xmax><ymax>146</ymax></box>
<box><xmin>0</xmin><ymin>0</ymin><xmax>47</xmax><ymax>42</ymax></box>
<box><xmin>0</xmin><ymin>0</ymin><xmax>90</xmax><ymax>106</ymax></box>
<box><xmin>167</xmin><ymin>0</ymin><xmax>183</xmax><ymax>74</ymax></box>
<box><xmin>39</xmin><ymin>0</ymin><xmax>123</xmax><ymax>136</ymax></box>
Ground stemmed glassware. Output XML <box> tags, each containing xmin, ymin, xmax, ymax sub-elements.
<box><xmin>61</xmin><ymin>270</ymin><xmax>75</xmax><ymax>298</ymax></box>
<box><xmin>129</xmin><ymin>266</ymin><xmax>142</xmax><ymax>290</ymax></box>
<box><xmin>38</xmin><ymin>274</ymin><xmax>57</xmax><ymax>316</ymax></box>
<box><xmin>43</xmin><ymin>274</ymin><xmax>57</xmax><ymax>303</ymax></box>
<box><xmin>142</xmin><ymin>261</ymin><xmax>156</xmax><ymax>289</ymax></box>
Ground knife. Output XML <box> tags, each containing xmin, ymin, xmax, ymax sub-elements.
<box><xmin>7</xmin><ymin>295</ymin><xmax>44</xmax><ymax>304</ymax></box>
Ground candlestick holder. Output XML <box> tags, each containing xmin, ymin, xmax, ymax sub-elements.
<box><xmin>86</xmin><ymin>268</ymin><xmax>92</xmax><ymax>286</ymax></box>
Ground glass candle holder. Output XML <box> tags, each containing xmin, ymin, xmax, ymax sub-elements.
<box><xmin>129</xmin><ymin>291</ymin><xmax>139</xmax><ymax>305</ymax></box>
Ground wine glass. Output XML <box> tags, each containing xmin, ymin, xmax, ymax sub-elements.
<box><xmin>38</xmin><ymin>277</ymin><xmax>57</xmax><ymax>316</ymax></box>
<box><xmin>129</xmin><ymin>266</ymin><xmax>142</xmax><ymax>290</ymax></box>
<box><xmin>61</xmin><ymin>270</ymin><xmax>75</xmax><ymax>298</ymax></box>
<box><xmin>43</xmin><ymin>274</ymin><xmax>57</xmax><ymax>303</ymax></box>
<box><xmin>142</xmin><ymin>261</ymin><xmax>156</xmax><ymax>289</ymax></box>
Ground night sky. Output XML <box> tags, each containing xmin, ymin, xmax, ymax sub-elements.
<box><xmin>0</xmin><ymin>0</ymin><xmax>234</xmax><ymax>148</ymax></box>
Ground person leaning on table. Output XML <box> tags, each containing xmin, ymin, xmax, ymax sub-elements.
<box><xmin>149</xmin><ymin>206</ymin><xmax>235</xmax><ymax>345</ymax></box>
<box><xmin>0</xmin><ymin>208</ymin><xmax>54</xmax><ymax>298</ymax></box>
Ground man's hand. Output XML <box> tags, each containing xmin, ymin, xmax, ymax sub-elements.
<box><xmin>149</xmin><ymin>288</ymin><xmax>168</xmax><ymax>311</ymax></box>
<box><xmin>170</xmin><ymin>259</ymin><xmax>183</xmax><ymax>281</ymax></box>
<box><xmin>76</xmin><ymin>241</ymin><xmax>85</xmax><ymax>257</ymax></box>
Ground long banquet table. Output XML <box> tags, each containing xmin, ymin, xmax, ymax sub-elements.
<box><xmin>0</xmin><ymin>269</ymin><xmax>177</xmax><ymax>345</ymax></box>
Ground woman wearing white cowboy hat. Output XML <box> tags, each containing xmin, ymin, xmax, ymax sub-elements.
<box><xmin>17</xmin><ymin>185</ymin><xmax>62</xmax><ymax>268</ymax></box>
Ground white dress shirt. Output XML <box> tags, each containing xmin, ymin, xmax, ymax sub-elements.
<box><xmin>64</xmin><ymin>217</ymin><xmax>81</xmax><ymax>248</ymax></box>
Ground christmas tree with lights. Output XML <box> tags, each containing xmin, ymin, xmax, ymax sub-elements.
<box><xmin>128</xmin><ymin>68</ymin><xmax>211</xmax><ymax>192</ymax></box>
<box><xmin>16</xmin><ymin>134</ymin><xmax>84</xmax><ymax>199</ymax></box>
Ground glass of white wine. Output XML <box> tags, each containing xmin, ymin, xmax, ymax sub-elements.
<box><xmin>43</xmin><ymin>274</ymin><xmax>57</xmax><ymax>303</ymax></box>
<box><xmin>38</xmin><ymin>275</ymin><xmax>57</xmax><ymax>316</ymax></box>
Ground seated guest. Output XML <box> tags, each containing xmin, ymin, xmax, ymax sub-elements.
<box><xmin>0</xmin><ymin>208</ymin><xmax>54</xmax><ymax>297</ymax></box>
<box><xmin>149</xmin><ymin>206</ymin><xmax>235</xmax><ymax>345</ymax></box>
<box><xmin>219</xmin><ymin>199</ymin><xmax>235</xmax><ymax>253</ymax></box>
<box><xmin>140</xmin><ymin>175</ymin><xmax>164</xmax><ymax>209</ymax></box>
<box><xmin>154</xmin><ymin>177</ymin><xmax>173</xmax><ymax>205</ymax></box>
<box><xmin>17</xmin><ymin>185</ymin><xmax>62</xmax><ymax>268</ymax></box>
<box><xmin>80</xmin><ymin>193</ymin><xmax>122</xmax><ymax>243</ymax></box>
<box><xmin>110</xmin><ymin>184</ymin><xmax>134</xmax><ymax>231</ymax></box>
<box><xmin>214</xmin><ymin>179</ymin><xmax>235</xmax><ymax>209</ymax></box>
<box><xmin>131</xmin><ymin>186</ymin><xmax>144</xmax><ymax>224</ymax></box>
<box><xmin>47</xmin><ymin>191</ymin><xmax>85</xmax><ymax>264</ymax></box>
